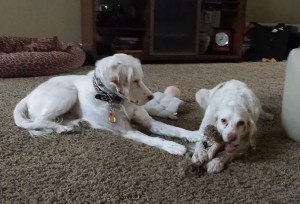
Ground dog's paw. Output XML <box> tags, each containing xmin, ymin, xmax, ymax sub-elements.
<box><xmin>191</xmin><ymin>148</ymin><xmax>208</xmax><ymax>164</ymax></box>
<box><xmin>206</xmin><ymin>158</ymin><xmax>224</xmax><ymax>173</ymax></box>
<box><xmin>163</xmin><ymin>141</ymin><xmax>187</xmax><ymax>155</ymax></box>
<box><xmin>185</xmin><ymin>131</ymin><xmax>206</xmax><ymax>142</ymax></box>
<box><xmin>56</xmin><ymin>126</ymin><xmax>73</xmax><ymax>134</ymax></box>
<box><xmin>79</xmin><ymin>120</ymin><xmax>91</xmax><ymax>128</ymax></box>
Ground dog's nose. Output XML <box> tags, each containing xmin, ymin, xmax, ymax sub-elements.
<box><xmin>147</xmin><ymin>95</ymin><xmax>154</xmax><ymax>101</ymax></box>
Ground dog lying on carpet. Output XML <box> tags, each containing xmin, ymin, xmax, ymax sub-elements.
<box><xmin>13</xmin><ymin>54</ymin><xmax>204</xmax><ymax>155</ymax></box>
<box><xmin>191</xmin><ymin>80</ymin><xmax>274</xmax><ymax>173</ymax></box>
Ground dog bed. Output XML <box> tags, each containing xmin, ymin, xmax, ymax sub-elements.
<box><xmin>0</xmin><ymin>36</ymin><xmax>86</xmax><ymax>77</ymax></box>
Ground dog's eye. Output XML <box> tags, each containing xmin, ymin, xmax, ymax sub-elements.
<box><xmin>221</xmin><ymin>118</ymin><xmax>227</xmax><ymax>124</ymax></box>
<box><xmin>237</xmin><ymin>120</ymin><xmax>245</xmax><ymax>127</ymax></box>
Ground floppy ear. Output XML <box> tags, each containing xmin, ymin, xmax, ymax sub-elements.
<box><xmin>109</xmin><ymin>71</ymin><xmax>120</xmax><ymax>90</ymax></box>
<box><xmin>127</xmin><ymin>66</ymin><xmax>133</xmax><ymax>84</ymax></box>
<box><xmin>109</xmin><ymin>64</ymin><xmax>132</xmax><ymax>96</ymax></box>
<box><xmin>105</xmin><ymin>61</ymin><xmax>121</xmax><ymax>93</ymax></box>
<box><xmin>247</xmin><ymin>118</ymin><xmax>257</xmax><ymax>150</ymax></box>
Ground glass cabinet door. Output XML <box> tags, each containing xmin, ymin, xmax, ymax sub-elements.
<box><xmin>150</xmin><ymin>0</ymin><xmax>199</xmax><ymax>55</ymax></box>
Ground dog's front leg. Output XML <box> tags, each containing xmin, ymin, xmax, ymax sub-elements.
<box><xmin>147</xmin><ymin>120</ymin><xmax>206</xmax><ymax>142</ymax></box>
<box><xmin>192</xmin><ymin>106</ymin><xmax>217</xmax><ymax>164</ymax></box>
<box><xmin>205</xmin><ymin>152</ymin><xmax>232</xmax><ymax>173</ymax></box>
<box><xmin>122</xmin><ymin>130</ymin><xmax>187</xmax><ymax>155</ymax></box>
<box><xmin>118</xmin><ymin>116</ymin><xmax>187</xmax><ymax>155</ymax></box>
<box><xmin>132</xmin><ymin>107</ymin><xmax>205</xmax><ymax>142</ymax></box>
<box><xmin>191</xmin><ymin>141</ymin><xmax>208</xmax><ymax>164</ymax></box>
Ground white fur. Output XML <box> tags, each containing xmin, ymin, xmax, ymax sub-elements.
<box><xmin>192</xmin><ymin>80</ymin><xmax>274</xmax><ymax>172</ymax></box>
<box><xmin>14</xmin><ymin>54</ymin><xmax>204</xmax><ymax>155</ymax></box>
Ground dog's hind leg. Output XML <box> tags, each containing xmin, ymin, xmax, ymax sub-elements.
<box><xmin>60</xmin><ymin>106</ymin><xmax>85</xmax><ymax>128</ymax></box>
<box><xmin>260</xmin><ymin>109</ymin><xmax>274</xmax><ymax>120</ymax></box>
<box><xmin>195</xmin><ymin>88</ymin><xmax>210</xmax><ymax>110</ymax></box>
<box><xmin>26</xmin><ymin>83</ymin><xmax>79</xmax><ymax>136</ymax></box>
<box><xmin>28</xmin><ymin>117</ymin><xmax>74</xmax><ymax>136</ymax></box>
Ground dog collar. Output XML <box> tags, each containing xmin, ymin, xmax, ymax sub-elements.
<box><xmin>93</xmin><ymin>74</ymin><xmax>123</xmax><ymax>123</ymax></box>
<box><xmin>92</xmin><ymin>74</ymin><xmax>123</xmax><ymax>104</ymax></box>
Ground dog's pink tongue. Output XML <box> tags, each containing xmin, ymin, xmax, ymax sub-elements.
<box><xmin>225</xmin><ymin>143</ymin><xmax>236</xmax><ymax>154</ymax></box>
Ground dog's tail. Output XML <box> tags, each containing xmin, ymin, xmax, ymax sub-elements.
<box><xmin>14</xmin><ymin>98</ymin><xmax>54</xmax><ymax>136</ymax></box>
<box><xmin>13</xmin><ymin>98</ymin><xmax>33</xmax><ymax>128</ymax></box>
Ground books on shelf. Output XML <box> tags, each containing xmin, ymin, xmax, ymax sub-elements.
<box><xmin>112</xmin><ymin>37</ymin><xmax>142</xmax><ymax>51</ymax></box>
<box><xmin>115</xmin><ymin>50</ymin><xmax>143</xmax><ymax>54</ymax></box>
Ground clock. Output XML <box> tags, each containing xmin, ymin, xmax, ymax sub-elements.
<box><xmin>212</xmin><ymin>28</ymin><xmax>232</xmax><ymax>53</ymax></box>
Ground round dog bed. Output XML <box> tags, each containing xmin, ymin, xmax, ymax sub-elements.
<box><xmin>0</xmin><ymin>36</ymin><xmax>86</xmax><ymax>77</ymax></box>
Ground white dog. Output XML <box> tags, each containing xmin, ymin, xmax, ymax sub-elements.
<box><xmin>191</xmin><ymin>80</ymin><xmax>274</xmax><ymax>173</ymax></box>
<box><xmin>14</xmin><ymin>54</ymin><xmax>204</xmax><ymax>155</ymax></box>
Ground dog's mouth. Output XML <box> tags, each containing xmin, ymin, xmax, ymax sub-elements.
<box><xmin>225</xmin><ymin>143</ymin><xmax>239</xmax><ymax>154</ymax></box>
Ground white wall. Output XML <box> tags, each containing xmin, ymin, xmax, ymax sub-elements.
<box><xmin>0</xmin><ymin>0</ymin><xmax>81</xmax><ymax>42</ymax></box>
<box><xmin>247</xmin><ymin>0</ymin><xmax>300</xmax><ymax>24</ymax></box>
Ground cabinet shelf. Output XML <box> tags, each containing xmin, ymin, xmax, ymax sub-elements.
<box><xmin>202</xmin><ymin>8</ymin><xmax>238</xmax><ymax>13</ymax></box>
<box><xmin>97</xmin><ymin>26</ymin><xmax>145</xmax><ymax>32</ymax></box>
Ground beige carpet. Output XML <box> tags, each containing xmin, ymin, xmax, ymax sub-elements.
<box><xmin>1</xmin><ymin>62</ymin><xmax>299</xmax><ymax>203</ymax></box>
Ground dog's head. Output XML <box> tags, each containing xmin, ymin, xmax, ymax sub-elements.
<box><xmin>215</xmin><ymin>103</ymin><xmax>257</xmax><ymax>155</ymax></box>
<box><xmin>95</xmin><ymin>54</ymin><xmax>153</xmax><ymax>106</ymax></box>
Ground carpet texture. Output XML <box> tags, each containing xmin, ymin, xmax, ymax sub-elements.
<box><xmin>1</xmin><ymin>62</ymin><xmax>299</xmax><ymax>203</ymax></box>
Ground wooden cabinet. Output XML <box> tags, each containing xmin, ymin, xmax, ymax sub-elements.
<box><xmin>81</xmin><ymin>0</ymin><xmax>247</xmax><ymax>62</ymax></box>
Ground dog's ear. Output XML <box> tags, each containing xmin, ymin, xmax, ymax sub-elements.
<box><xmin>247</xmin><ymin>118</ymin><xmax>257</xmax><ymax>150</ymax></box>
<box><xmin>109</xmin><ymin>71</ymin><xmax>120</xmax><ymax>89</ymax></box>
<box><xmin>109</xmin><ymin>76</ymin><xmax>119</xmax><ymax>90</ymax></box>
<box><xmin>106</xmin><ymin>61</ymin><xmax>121</xmax><ymax>92</ymax></box>
<box><xmin>126</xmin><ymin>66</ymin><xmax>133</xmax><ymax>84</ymax></box>
<box><xmin>109</xmin><ymin>65</ymin><xmax>132</xmax><ymax>96</ymax></box>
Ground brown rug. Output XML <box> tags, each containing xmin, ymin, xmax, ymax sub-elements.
<box><xmin>1</xmin><ymin>62</ymin><xmax>299</xmax><ymax>203</ymax></box>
